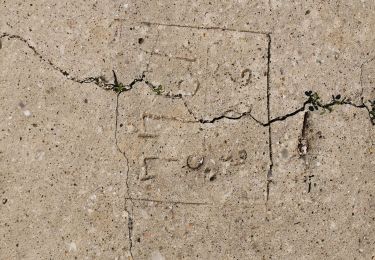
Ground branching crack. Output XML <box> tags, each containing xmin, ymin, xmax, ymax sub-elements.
<box><xmin>264</xmin><ymin>92</ymin><xmax>375</xmax><ymax>127</ymax></box>
<box><xmin>2</xmin><ymin>31</ymin><xmax>374</xmax><ymax>216</ymax></box>
<box><xmin>137</xmin><ymin>91</ymin><xmax>375</xmax><ymax>129</ymax></box>
<box><xmin>3</xmin><ymin>32</ymin><xmax>373</xmax><ymax>126</ymax></box>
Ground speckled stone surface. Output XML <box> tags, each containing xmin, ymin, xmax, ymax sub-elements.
<box><xmin>1</xmin><ymin>1</ymin><xmax>374</xmax><ymax>259</ymax></box>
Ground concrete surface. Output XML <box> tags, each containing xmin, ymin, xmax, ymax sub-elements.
<box><xmin>1</xmin><ymin>1</ymin><xmax>374</xmax><ymax>259</ymax></box>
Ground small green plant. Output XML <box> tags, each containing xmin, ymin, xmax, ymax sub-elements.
<box><xmin>111</xmin><ymin>70</ymin><xmax>130</xmax><ymax>93</ymax></box>
<box><xmin>304</xmin><ymin>91</ymin><xmax>375</xmax><ymax>125</ymax></box>
<box><xmin>152</xmin><ymin>85</ymin><xmax>164</xmax><ymax>95</ymax></box>
<box><xmin>304</xmin><ymin>91</ymin><xmax>346</xmax><ymax>113</ymax></box>
<box><xmin>113</xmin><ymin>82</ymin><xmax>127</xmax><ymax>93</ymax></box>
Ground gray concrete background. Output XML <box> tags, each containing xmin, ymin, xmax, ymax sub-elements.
<box><xmin>1</xmin><ymin>1</ymin><xmax>375</xmax><ymax>259</ymax></box>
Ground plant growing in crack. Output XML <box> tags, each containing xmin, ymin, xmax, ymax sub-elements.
<box><xmin>369</xmin><ymin>100</ymin><xmax>375</xmax><ymax>123</ymax></box>
<box><xmin>305</xmin><ymin>91</ymin><xmax>347</xmax><ymax>113</ymax></box>
<box><xmin>112</xmin><ymin>82</ymin><xmax>127</xmax><ymax>93</ymax></box>
<box><xmin>151</xmin><ymin>85</ymin><xmax>164</xmax><ymax>95</ymax></box>
<box><xmin>302</xmin><ymin>91</ymin><xmax>375</xmax><ymax>125</ymax></box>
<box><xmin>110</xmin><ymin>70</ymin><xmax>166</xmax><ymax>95</ymax></box>
<box><xmin>144</xmin><ymin>80</ymin><xmax>165</xmax><ymax>95</ymax></box>
<box><xmin>112</xmin><ymin>70</ymin><xmax>131</xmax><ymax>93</ymax></box>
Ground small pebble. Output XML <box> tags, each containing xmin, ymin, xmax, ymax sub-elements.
<box><xmin>187</xmin><ymin>155</ymin><xmax>204</xmax><ymax>169</ymax></box>
<box><xmin>23</xmin><ymin>110</ymin><xmax>32</xmax><ymax>117</ymax></box>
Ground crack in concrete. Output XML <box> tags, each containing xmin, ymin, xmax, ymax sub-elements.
<box><xmin>186</xmin><ymin>98</ymin><xmax>373</xmax><ymax>128</ymax></box>
<box><xmin>264</xmin><ymin>97</ymin><xmax>374</xmax><ymax>127</ymax></box>
<box><xmin>186</xmin><ymin>107</ymin><xmax>254</xmax><ymax>124</ymax></box>
<box><xmin>1</xmin><ymin>32</ymin><xmax>143</xmax><ymax>258</ymax></box>
<box><xmin>114</xmin><ymin>93</ymin><xmax>135</xmax><ymax>259</ymax></box>
<box><xmin>3</xmin><ymin>32</ymin><xmax>373</xmax><ymax>126</ymax></box>
<box><xmin>2</xmin><ymin>31</ymin><xmax>374</xmax><ymax>214</ymax></box>
<box><xmin>266</xmin><ymin>34</ymin><xmax>273</xmax><ymax>201</ymax></box>
<box><xmin>298</xmin><ymin>111</ymin><xmax>310</xmax><ymax>158</ymax></box>
<box><xmin>3</xmin><ymin>24</ymin><xmax>374</xmax><ymax>259</ymax></box>
<box><xmin>0</xmin><ymin>33</ymin><xmax>116</xmax><ymax>90</ymax></box>
<box><xmin>298</xmin><ymin>112</ymin><xmax>314</xmax><ymax>193</ymax></box>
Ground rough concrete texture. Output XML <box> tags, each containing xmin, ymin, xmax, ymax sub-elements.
<box><xmin>1</xmin><ymin>1</ymin><xmax>374</xmax><ymax>259</ymax></box>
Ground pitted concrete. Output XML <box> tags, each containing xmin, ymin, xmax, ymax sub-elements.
<box><xmin>1</xmin><ymin>1</ymin><xmax>374</xmax><ymax>259</ymax></box>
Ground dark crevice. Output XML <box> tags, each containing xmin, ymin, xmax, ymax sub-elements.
<box><xmin>197</xmin><ymin>110</ymin><xmax>253</xmax><ymax>124</ymax></box>
<box><xmin>307</xmin><ymin>175</ymin><xmax>314</xmax><ymax>193</ymax></box>
<box><xmin>182</xmin><ymin>96</ymin><xmax>374</xmax><ymax>127</ymax></box>
<box><xmin>264</xmin><ymin>103</ymin><xmax>307</xmax><ymax>126</ymax></box>
<box><xmin>298</xmin><ymin>111</ymin><xmax>310</xmax><ymax>158</ymax></box>
<box><xmin>299</xmin><ymin>112</ymin><xmax>313</xmax><ymax>193</ymax></box>
<box><xmin>266</xmin><ymin>34</ymin><xmax>273</xmax><ymax>201</ymax></box>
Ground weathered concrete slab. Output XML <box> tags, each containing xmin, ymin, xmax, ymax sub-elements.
<box><xmin>0</xmin><ymin>37</ymin><xmax>131</xmax><ymax>259</ymax></box>
<box><xmin>116</xmin><ymin>88</ymin><xmax>268</xmax><ymax>204</ymax></box>
<box><xmin>1</xmin><ymin>0</ymin><xmax>375</xmax><ymax>259</ymax></box>
<box><xmin>267</xmin><ymin>107</ymin><xmax>375</xmax><ymax>259</ymax></box>
<box><xmin>132</xmin><ymin>201</ymin><xmax>267</xmax><ymax>259</ymax></box>
<box><xmin>143</xmin><ymin>24</ymin><xmax>269</xmax><ymax>122</ymax></box>
<box><xmin>268</xmin><ymin>1</ymin><xmax>375</xmax><ymax>119</ymax></box>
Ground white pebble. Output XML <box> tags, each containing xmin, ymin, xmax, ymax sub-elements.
<box><xmin>23</xmin><ymin>110</ymin><xmax>32</xmax><ymax>117</ymax></box>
